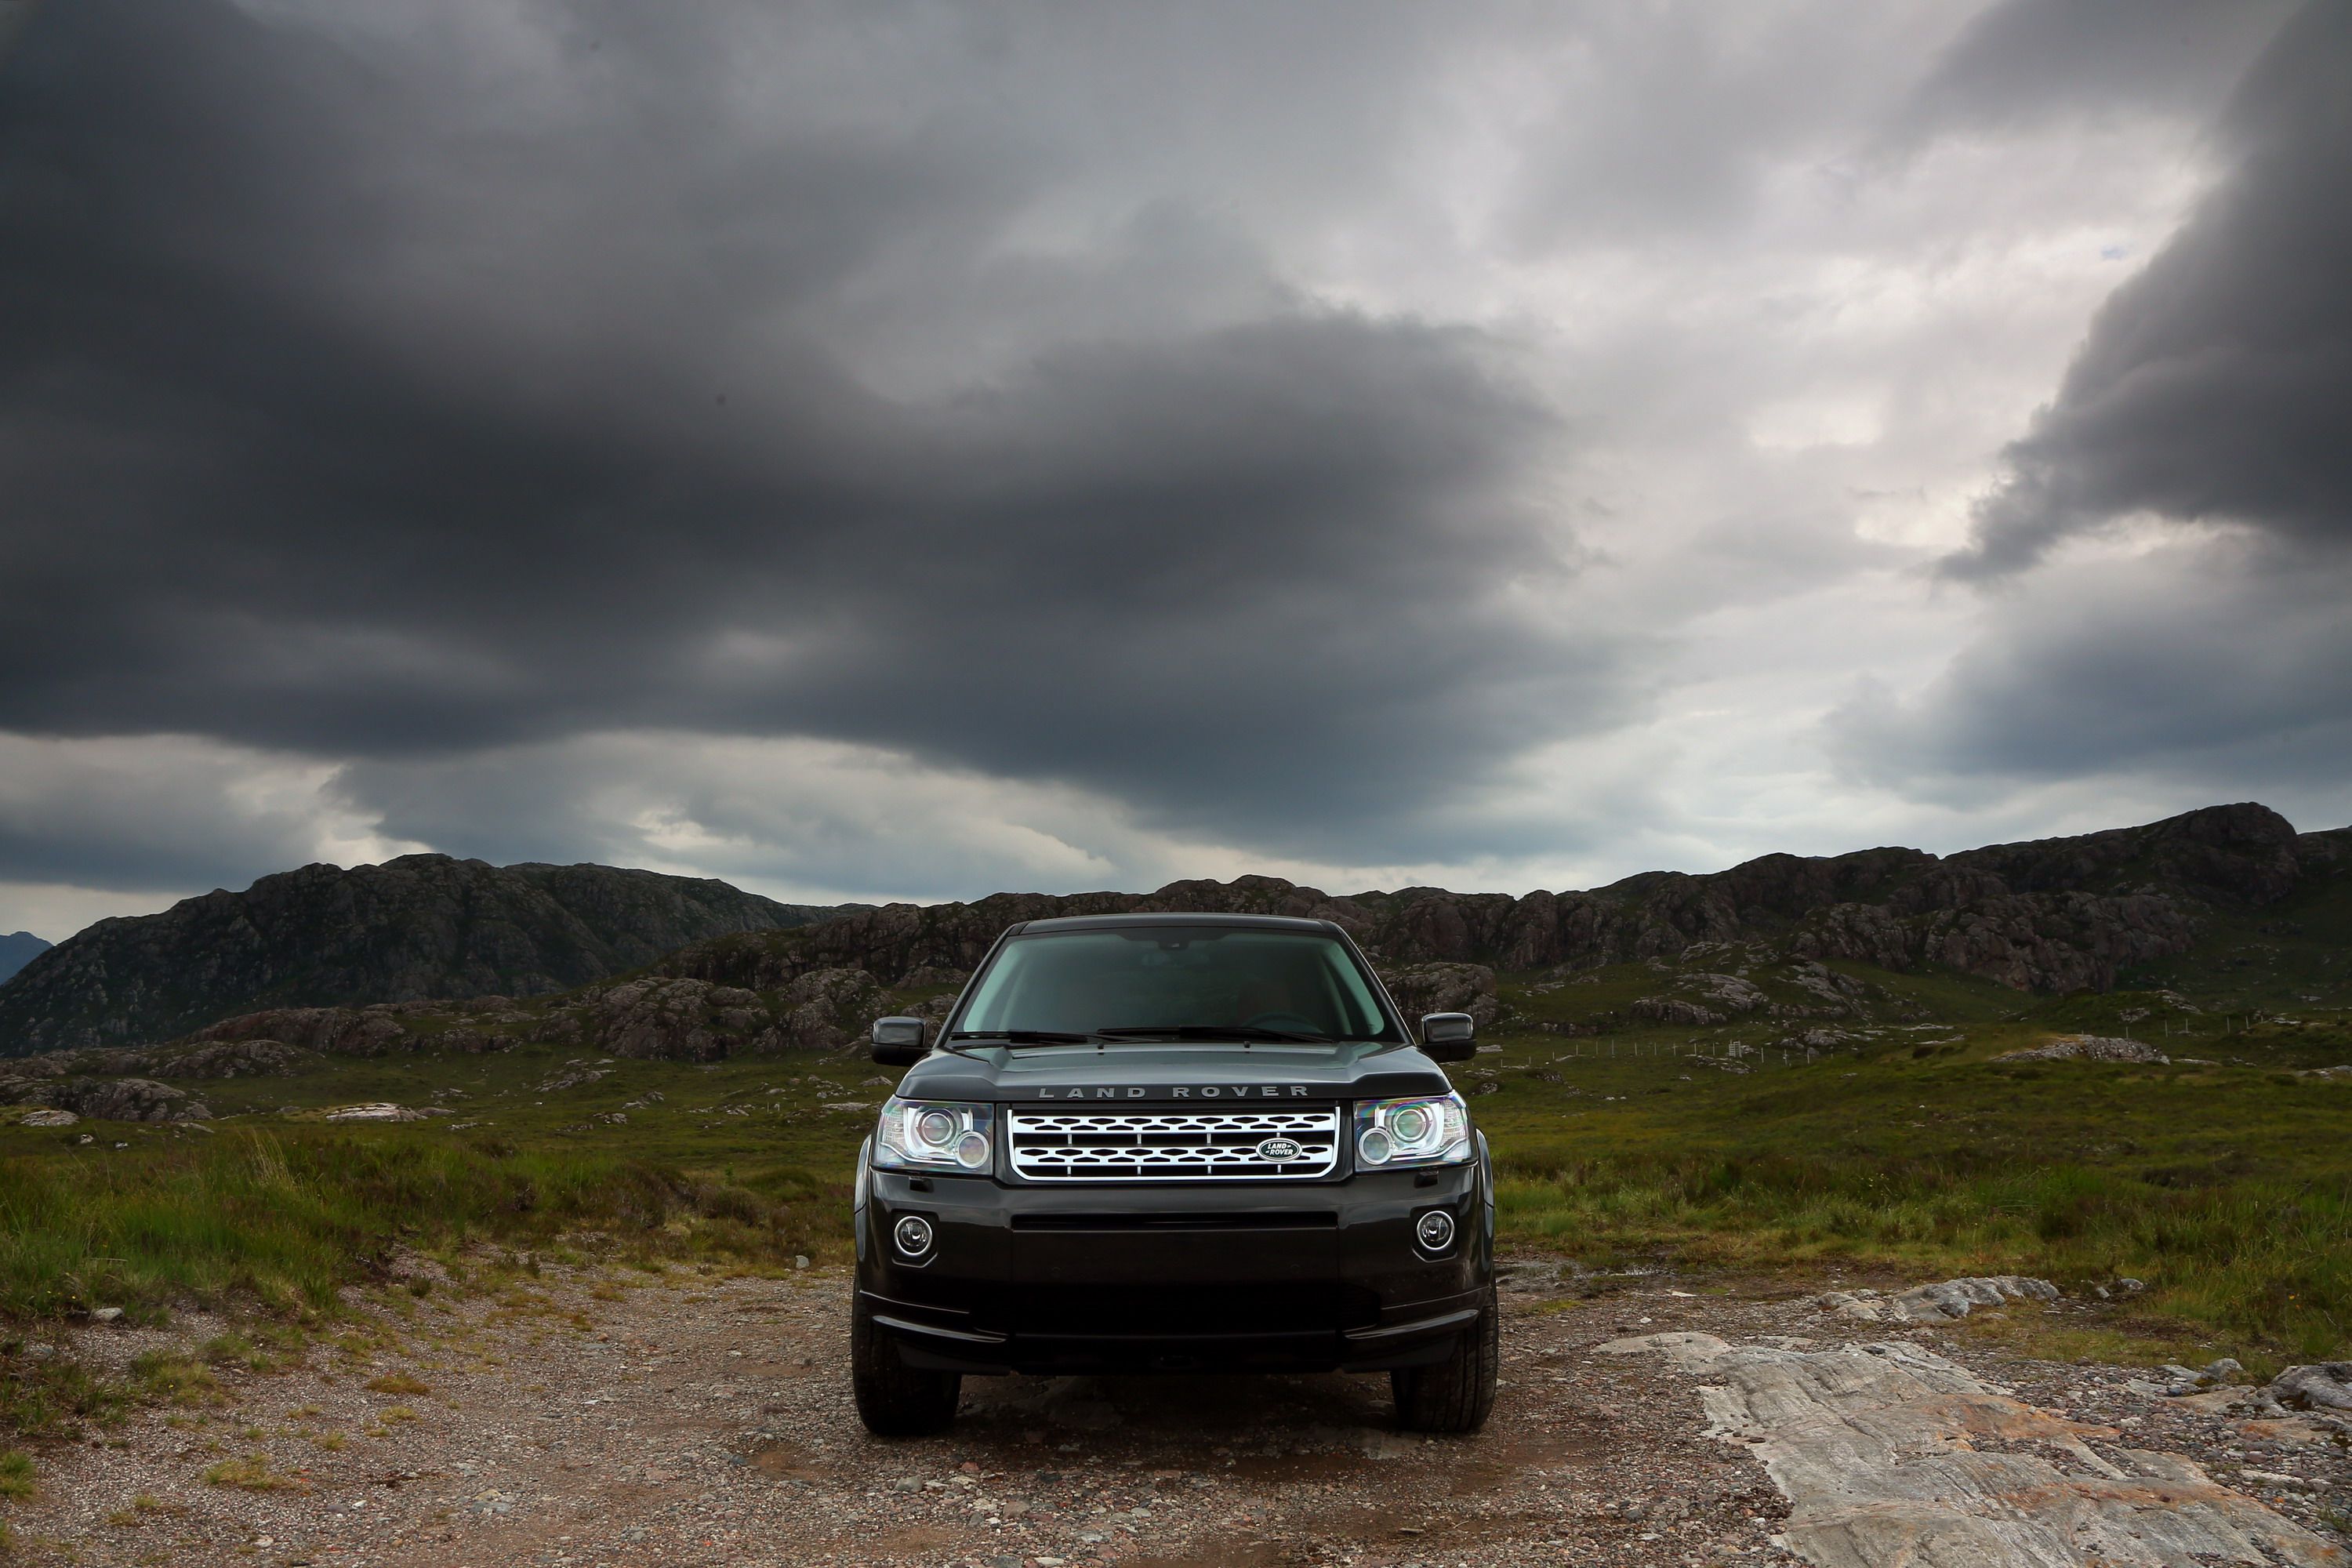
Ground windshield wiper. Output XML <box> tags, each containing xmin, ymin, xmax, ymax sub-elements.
<box><xmin>946</xmin><ymin>1029</ymin><xmax>1095</xmax><ymax>1047</ymax></box>
<box><xmin>1091</xmin><ymin>1024</ymin><xmax>1334</xmax><ymax>1045</ymax></box>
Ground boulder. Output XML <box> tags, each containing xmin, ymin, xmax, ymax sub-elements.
<box><xmin>2267</xmin><ymin>1363</ymin><xmax>2352</xmax><ymax>1413</ymax></box>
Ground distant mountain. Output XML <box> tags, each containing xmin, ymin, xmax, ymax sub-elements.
<box><xmin>665</xmin><ymin>802</ymin><xmax>2350</xmax><ymax>998</ymax></box>
<box><xmin>0</xmin><ymin>855</ymin><xmax>855</xmax><ymax>1055</ymax></box>
<box><xmin>0</xmin><ymin>931</ymin><xmax>50</xmax><ymax>987</ymax></box>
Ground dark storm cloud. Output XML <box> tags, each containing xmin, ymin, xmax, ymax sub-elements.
<box><xmin>1896</xmin><ymin>0</ymin><xmax>2292</xmax><ymax>140</ymax></box>
<box><xmin>0</xmin><ymin>0</ymin><xmax>1609</xmax><ymax>862</ymax></box>
<box><xmin>1941</xmin><ymin>1</ymin><xmax>2352</xmax><ymax>579</ymax></box>
<box><xmin>1834</xmin><ymin>3</ymin><xmax>2352</xmax><ymax>799</ymax></box>
<box><xmin>1831</xmin><ymin>539</ymin><xmax>2352</xmax><ymax>790</ymax></box>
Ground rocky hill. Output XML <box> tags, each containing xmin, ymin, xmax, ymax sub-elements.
<box><xmin>662</xmin><ymin>802</ymin><xmax>2347</xmax><ymax>996</ymax></box>
<box><xmin>0</xmin><ymin>855</ymin><xmax>851</xmax><ymax>1055</ymax></box>
<box><xmin>3</xmin><ymin>803</ymin><xmax>2342</xmax><ymax>1068</ymax></box>
<box><xmin>0</xmin><ymin>931</ymin><xmax>49</xmax><ymax>986</ymax></box>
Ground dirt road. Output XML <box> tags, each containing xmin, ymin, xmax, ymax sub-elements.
<box><xmin>10</xmin><ymin>1264</ymin><xmax>2344</xmax><ymax>1567</ymax></box>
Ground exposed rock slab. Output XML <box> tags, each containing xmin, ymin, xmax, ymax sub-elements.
<box><xmin>1817</xmin><ymin>1276</ymin><xmax>2060</xmax><ymax>1324</ymax></box>
<box><xmin>299</xmin><ymin>1102</ymin><xmax>433</xmax><ymax>1123</ymax></box>
<box><xmin>1998</xmin><ymin>1036</ymin><xmax>2169</xmax><ymax>1064</ymax></box>
<box><xmin>1598</xmin><ymin>1331</ymin><xmax>2343</xmax><ymax>1567</ymax></box>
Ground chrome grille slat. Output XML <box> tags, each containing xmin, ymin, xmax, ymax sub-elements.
<box><xmin>1008</xmin><ymin>1107</ymin><xmax>1340</xmax><ymax>1181</ymax></box>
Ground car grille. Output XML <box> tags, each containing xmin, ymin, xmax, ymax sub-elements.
<box><xmin>1007</xmin><ymin>1107</ymin><xmax>1342</xmax><ymax>1181</ymax></box>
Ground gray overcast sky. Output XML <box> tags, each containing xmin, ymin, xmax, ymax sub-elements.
<box><xmin>2</xmin><ymin>0</ymin><xmax>2347</xmax><ymax>938</ymax></box>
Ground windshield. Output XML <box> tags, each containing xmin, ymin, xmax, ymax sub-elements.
<box><xmin>952</xmin><ymin>927</ymin><xmax>1401</xmax><ymax>1043</ymax></box>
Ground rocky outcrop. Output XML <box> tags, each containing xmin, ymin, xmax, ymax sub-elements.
<box><xmin>189</xmin><ymin>1007</ymin><xmax>423</xmax><ymax>1057</ymax></box>
<box><xmin>0</xmin><ymin>1036</ymin><xmax>320</xmax><ymax>1083</ymax></box>
<box><xmin>662</xmin><ymin>802</ymin><xmax>2336</xmax><ymax>1001</ymax></box>
<box><xmin>1998</xmin><ymin>1036</ymin><xmax>2169</xmax><ymax>1065</ymax></box>
<box><xmin>0</xmin><ymin>1074</ymin><xmax>208</xmax><ymax>1123</ymax></box>
<box><xmin>666</xmin><ymin>875</ymin><xmax>1378</xmax><ymax>993</ymax></box>
<box><xmin>1380</xmin><ymin>964</ymin><xmax>1500</xmax><ymax>1028</ymax></box>
<box><xmin>110</xmin><ymin>962</ymin><xmax>903</xmax><ymax>1069</ymax></box>
<box><xmin>0</xmin><ymin>855</ymin><xmax>855</xmax><ymax>1055</ymax></box>
<box><xmin>1628</xmin><ymin>971</ymin><xmax>1773</xmax><ymax>1026</ymax></box>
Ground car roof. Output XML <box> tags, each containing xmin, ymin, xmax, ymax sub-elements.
<box><xmin>1012</xmin><ymin>911</ymin><xmax>1341</xmax><ymax>936</ymax></box>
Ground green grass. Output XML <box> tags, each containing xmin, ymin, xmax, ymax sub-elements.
<box><xmin>0</xmin><ymin>1122</ymin><xmax>836</xmax><ymax>1326</ymax></box>
<box><xmin>0</xmin><ymin>1448</ymin><xmax>28</xmax><ymax>1558</ymax></box>
<box><xmin>1476</xmin><ymin>964</ymin><xmax>2352</xmax><ymax>1367</ymax></box>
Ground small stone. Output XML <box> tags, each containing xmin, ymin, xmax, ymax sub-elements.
<box><xmin>89</xmin><ymin>1306</ymin><xmax>125</xmax><ymax>1323</ymax></box>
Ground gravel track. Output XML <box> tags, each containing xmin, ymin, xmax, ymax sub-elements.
<box><xmin>8</xmin><ymin>1266</ymin><xmax>2343</xmax><ymax>1567</ymax></box>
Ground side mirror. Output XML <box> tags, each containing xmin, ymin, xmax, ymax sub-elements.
<box><xmin>1421</xmin><ymin>1011</ymin><xmax>1476</xmax><ymax>1062</ymax></box>
<box><xmin>870</xmin><ymin>1015</ymin><xmax>927</xmax><ymax>1066</ymax></box>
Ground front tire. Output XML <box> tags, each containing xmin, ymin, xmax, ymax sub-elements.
<box><xmin>1392</xmin><ymin>1286</ymin><xmax>1498</xmax><ymax>1433</ymax></box>
<box><xmin>851</xmin><ymin>1294</ymin><xmax>961</xmax><ymax>1436</ymax></box>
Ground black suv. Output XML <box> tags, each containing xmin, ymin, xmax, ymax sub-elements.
<box><xmin>851</xmin><ymin>912</ymin><xmax>1496</xmax><ymax>1436</ymax></box>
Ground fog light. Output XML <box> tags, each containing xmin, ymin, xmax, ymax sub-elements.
<box><xmin>892</xmin><ymin>1214</ymin><xmax>935</xmax><ymax>1258</ymax></box>
<box><xmin>1414</xmin><ymin>1209</ymin><xmax>1455</xmax><ymax>1251</ymax></box>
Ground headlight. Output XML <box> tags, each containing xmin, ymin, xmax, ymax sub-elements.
<box><xmin>1354</xmin><ymin>1092</ymin><xmax>1470</xmax><ymax>1169</ymax></box>
<box><xmin>874</xmin><ymin>1098</ymin><xmax>994</xmax><ymax>1172</ymax></box>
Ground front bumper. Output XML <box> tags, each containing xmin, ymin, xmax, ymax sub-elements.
<box><xmin>855</xmin><ymin>1154</ymin><xmax>1490</xmax><ymax>1376</ymax></box>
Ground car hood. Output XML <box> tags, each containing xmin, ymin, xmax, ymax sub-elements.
<box><xmin>894</xmin><ymin>1040</ymin><xmax>1456</xmax><ymax>1105</ymax></box>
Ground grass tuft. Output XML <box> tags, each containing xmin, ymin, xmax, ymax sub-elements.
<box><xmin>200</xmin><ymin>1454</ymin><xmax>296</xmax><ymax>1491</ymax></box>
<box><xmin>363</xmin><ymin>1373</ymin><xmax>429</xmax><ymax>1396</ymax></box>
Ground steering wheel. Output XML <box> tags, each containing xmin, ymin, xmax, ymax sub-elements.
<box><xmin>1243</xmin><ymin>1011</ymin><xmax>1324</xmax><ymax>1034</ymax></box>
